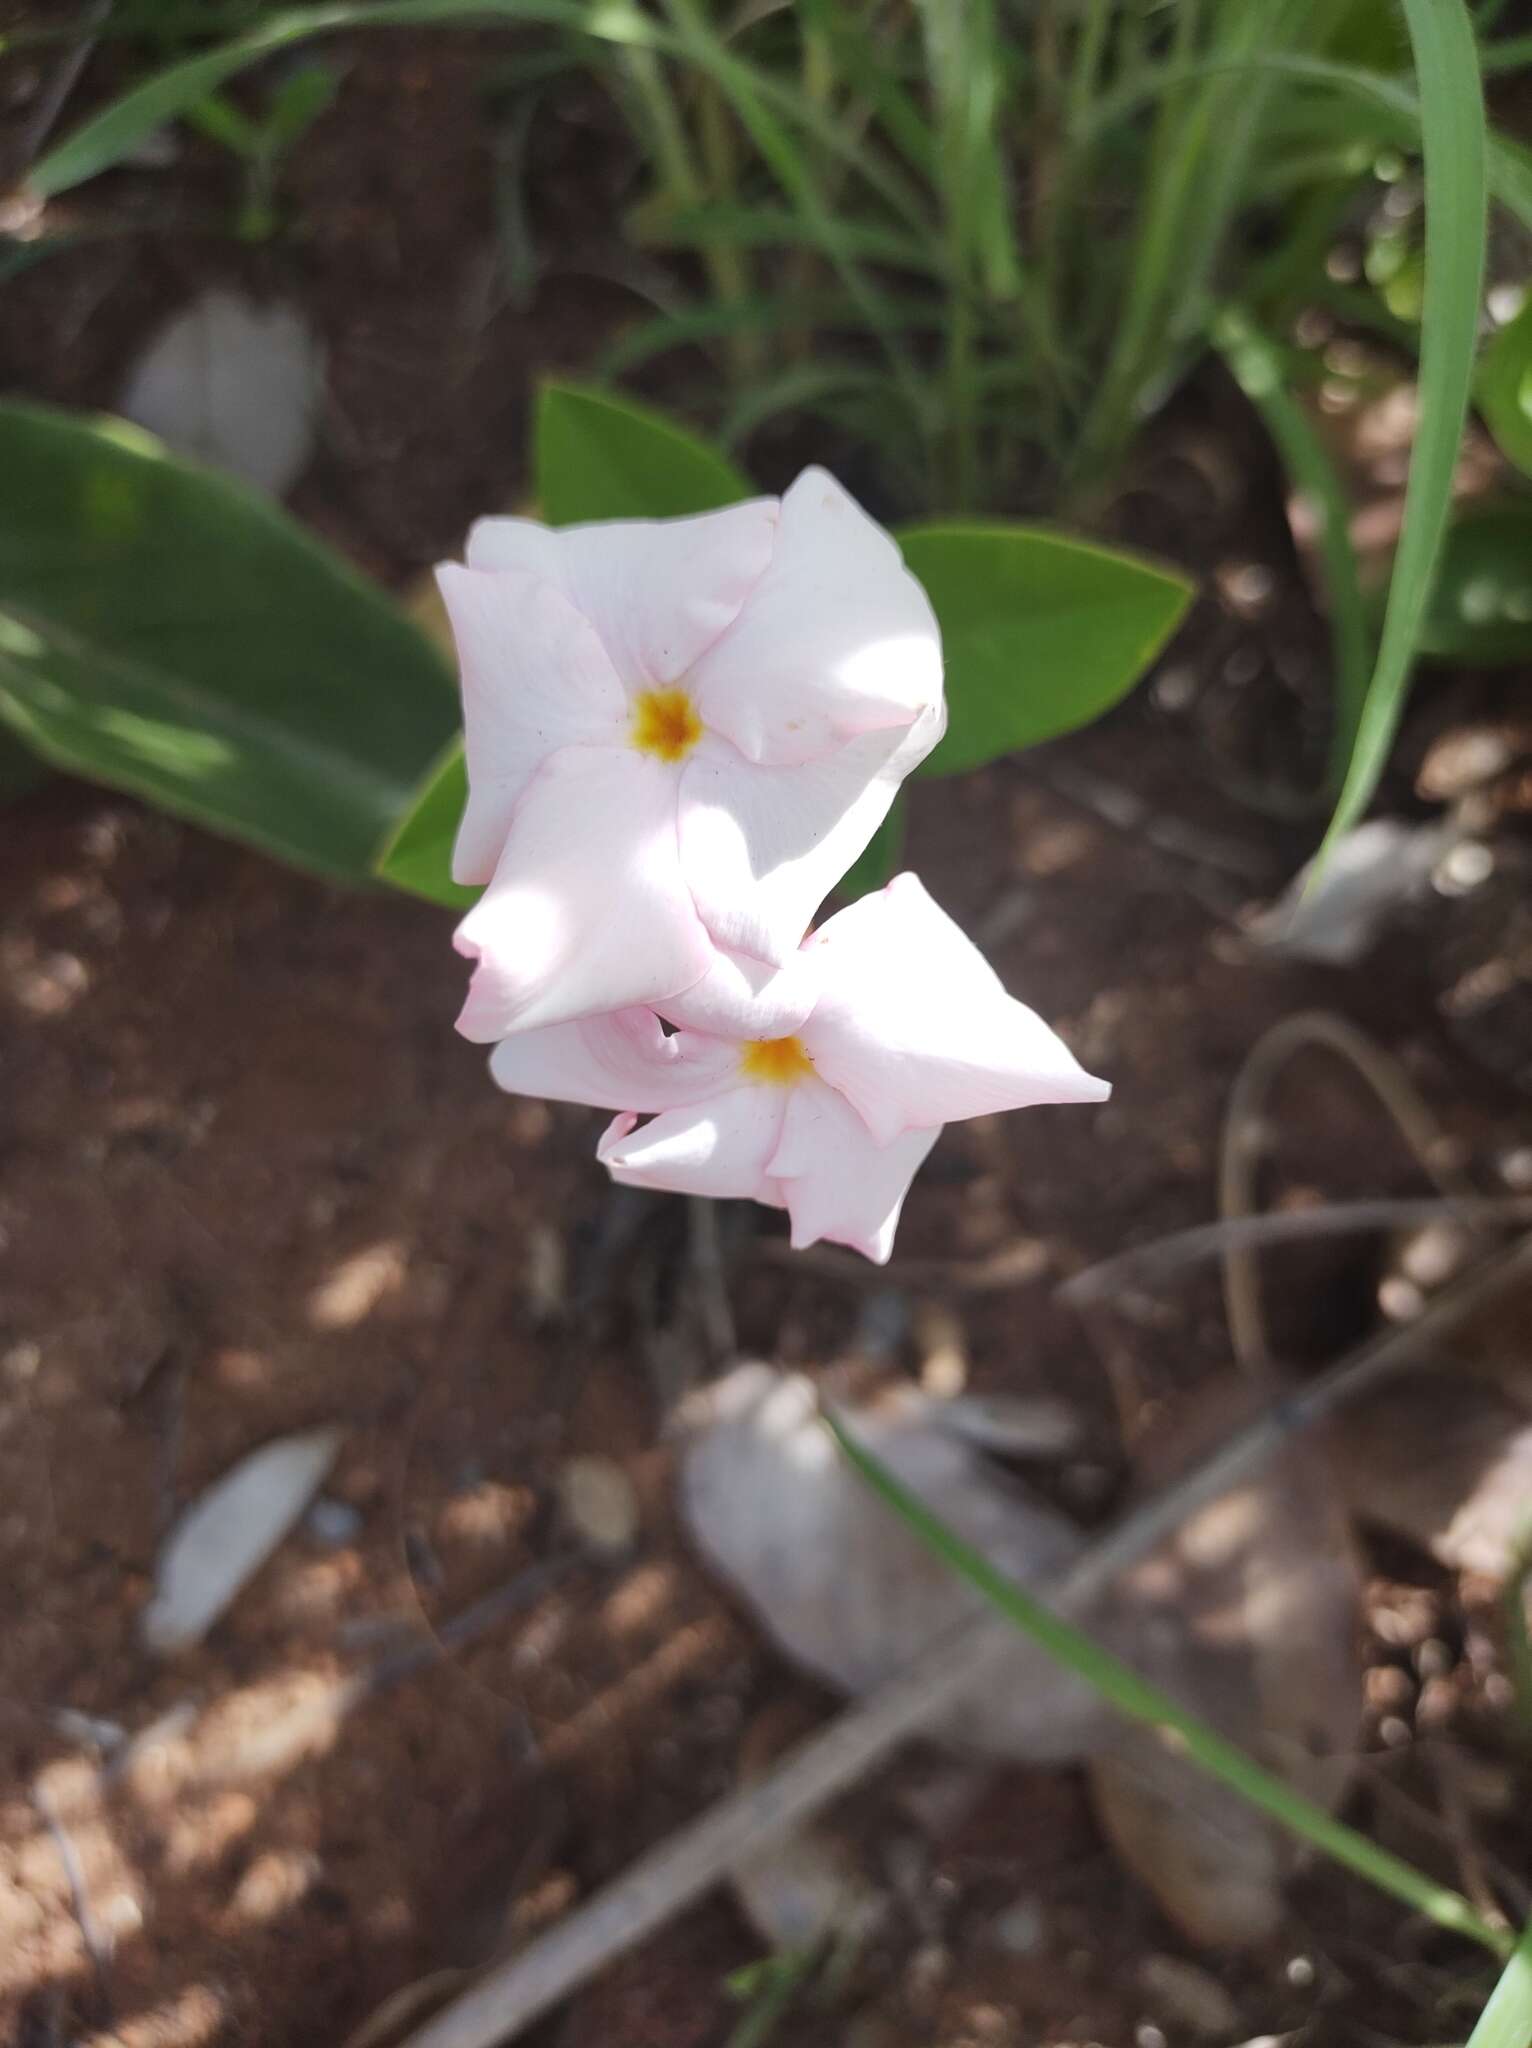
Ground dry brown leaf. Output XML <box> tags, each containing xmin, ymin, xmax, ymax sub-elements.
<box><xmin>1088</xmin><ymin>1379</ymin><xmax>1363</xmax><ymax>1949</ymax></box>
<box><xmin>1326</xmin><ymin>1376</ymin><xmax>1532</xmax><ymax>1578</ymax></box>
<box><xmin>679</xmin><ymin>1364</ymin><xmax>1110</xmax><ymax>1764</ymax></box>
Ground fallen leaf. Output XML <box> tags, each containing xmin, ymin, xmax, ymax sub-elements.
<box><xmin>142</xmin><ymin>1426</ymin><xmax>343</xmax><ymax>1652</ymax></box>
<box><xmin>118</xmin><ymin>290</ymin><xmax>324</xmax><ymax>497</ymax></box>
<box><xmin>679</xmin><ymin>1364</ymin><xmax>1109</xmax><ymax>1763</ymax></box>
<box><xmin>1327</xmin><ymin>1376</ymin><xmax>1532</xmax><ymax>1578</ymax></box>
<box><xmin>1249</xmin><ymin>818</ymin><xmax>1454</xmax><ymax>965</ymax></box>
<box><xmin>1089</xmin><ymin>1379</ymin><xmax>1363</xmax><ymax>1948</ymax></box>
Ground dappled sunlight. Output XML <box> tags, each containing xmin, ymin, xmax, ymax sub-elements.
<box><xmin>307</xmin><ymin>1239</ymin><xmax>409</xmax><ymax>1331</ymax></box>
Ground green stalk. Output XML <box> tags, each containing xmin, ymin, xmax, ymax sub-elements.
<box><xmin>1212</xmin><ymin>306</ymin><xmax>1371</xmax><ymax>789</ymax></box>
<box><xmin>1465</xmin><ymin>1921</ymin><xmax>1532</xmax><ymax>2048</ymax></box>
<box><xmin>1504</xmin><ymin>1515</ymin><xmax>1532</xmax><ymax>1745</ymax></box>
<box><xmin>826</xmin><ymin>1405</ymin><xmax>1514</xmax><ymax>1964</ymax></box>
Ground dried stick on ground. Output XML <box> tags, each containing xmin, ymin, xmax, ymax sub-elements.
<box><xmin>1059</xmin><ymin>1197</ymin><xmax>1532</xmax><ymax>1308</ymax></box>
<box><xmin>400</xmin><ymin>1234</ymin><xmax>1532</xmax><ymax>2048</ymax></box>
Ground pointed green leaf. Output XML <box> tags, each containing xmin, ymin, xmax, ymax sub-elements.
<box><xmin>535</xmin><ymin>384</ymin><xmax>750</xmax><ymax>526</ymax></box>
<box><xmin>375</xmin><ymin>741</ymin><xmax>477</xmax><ymax>907</ymax></box>
<box><xmin>1317</xmin><ymin>0</ymin><xmax>1488</xmax><ymax>860</ymax></box>
<box><xmin>0</xmin><ymin>403</ymin><xmax>457</xmax><ymax>881</ymax></box>
<box><xmin>897</xmin><ymin>525</ymin><xmax>1193</xmax><ymax>777</ymax></box>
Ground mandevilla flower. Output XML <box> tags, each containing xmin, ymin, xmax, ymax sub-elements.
<box><xmin>437</xmin><ymin>469</ymin><xmax>943</xmax><ymax>1038</ymax></box>
<box><xmin>488</xmin><ymin>875</ymin><xmax>1108</xmax><ymax>1263</ymax></box>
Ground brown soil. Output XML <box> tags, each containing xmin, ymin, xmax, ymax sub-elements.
<box><xmin>3</xmin><ymin>23</ymin><xmax>1532</xmax><ymax>2048</ymax></box>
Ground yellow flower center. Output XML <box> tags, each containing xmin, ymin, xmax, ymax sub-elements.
<box><xmin>631</xmin><ymin>687</ymin><xmax>703</xmax><ymax>763</ymax></box>
<box><xmin>739</xmin><ymin>1035</ymin><xmax>814</xmax><ymax>1086</ymax></box>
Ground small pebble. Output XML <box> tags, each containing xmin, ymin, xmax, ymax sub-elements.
<box><xmin>987</xmin><ymin>1895</ymin><xmax>1045</xmax><ymax>1958</ymax></box>
<box><xmin>558</xmin><ymin>1457</ymin><xmax>639</xmax><ymax>1557</ymax></box>
<box><xmin>1285</xmin><ymin>1955</ymin><xmax>1316</xmax><ymax>1989</ymax></box>
<box><xmin>306</xmin><ymin>1497</ymin><xmax>362</xmax><ymax>1549</ymax></box>
<box><xmin>1139</xmin><ymin>1955</ymin><xmax>1239</xmax><ymax>2037</ymax></box>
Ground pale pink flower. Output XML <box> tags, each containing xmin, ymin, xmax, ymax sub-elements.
<box><xmin>437</xmin><ymin>470</ymin><xmax>944</xmax><ymax>1038</ymax></box>
<box><xmin>488</xmin><ymin>875</ymin><xmax>1108</xmax><ymax>1262</ymax></box>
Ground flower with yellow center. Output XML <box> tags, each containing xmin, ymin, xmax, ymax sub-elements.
<box><xmin>437</xmin><ymin>469</ymin><xmax>947</xmax><ymax>1039</ymax></box>
<box><xmin>630</xmin><ymin>687</ymin><xmax>704</xmax><ymax>763</ymax></box>
<box><xmin>738</xmin><ymin>1035</ymin><xmax>814</xmax><ymax>1085</ymax></box>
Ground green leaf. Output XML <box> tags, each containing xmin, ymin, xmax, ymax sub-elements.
<box><xmin>535</xmin><ymin>383</ymin><xmax>750</xmax><ymax>526</ymax></box>
<box><xmin>897</xmin><ymin>525</ymin><xmax>1192</xmax><ymax>777</ymax></box>
<box><xmin>1317</xmin><ymin>0</ymin><xmax>1488</xmax><ymax>860</ymax></box>
<box><xmin>0</xmin><ymin>403</ymin><xmax>457</xmax><ymax>881</ymax></box>
<box><xmin>0</xmin><ymin>726</ymin><xmax>46</xmax><ymax>800</ymax></box>
<box><xmin>1476</xmin><ymin>295</ymin><xmax>1532</xmax><ymax>478</ymax></box>
<box><xmin>374</xmin><ymin>741</ymin><xmax>477</xmax><ymax>907</ymax></box>
<box><xmin>1417</xmin><ymin>504</ymin><xmax>1532</xmax><ymax>664</ymax></box>
<box><xmin>1212</xmin><ymin>306</ymin><xmax>1372</xmax><ymax>788</ymax></box>
<box><xmin>1465</xmin><ymin>1921</ymin><xmax>1532</xmax><ymax>2048</ymax></box>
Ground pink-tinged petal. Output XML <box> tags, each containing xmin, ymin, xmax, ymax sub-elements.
<box><xmin>768</xmin><ymin>1080</ymin><xmax>939</xmax><ymax>1263</ymax></box>
<box><xmin>801</xmin><ymin>873</ymin><xmax>1109</xmax><ymax>1144</ymax></box>
<box><xmin>437</xmin><ymin>565</ymin><xmax>629</xmax><ymax>885</ymax></box>
<box><xmin>597</xmin><ymin>1087</ymin><xmax>787</xmax><ymax>1200</ymax></box>
<box><xmin>655</xmin><ymin>944</ymin><xmax>818</xmax><ymax>1041</ymax></box>
<box><xmin>690</xmin><ymin>468</ymin><xmax>942</xmax><ymax>766</ymax></box>
<box><xmin>677</xmin><ymin>705</ymin><xmax>945</xmax><ymax>965</ymax></box>
<box><xmin>488</xmin><ymin>1008</ymin><xmax>739</xmax><ymax>1113</ymax></box>
<box><xmin>454</xmin><ymin>748</ymin><xmax>714</xmax><ymax>1039</ymax></box>
<box><xmin>466</xmin><ymin>502</ymin><xmax>777</xmax><ymax>694</ymax></box>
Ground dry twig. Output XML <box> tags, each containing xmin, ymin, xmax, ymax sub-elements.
<box><xmin>1059</xmin><ymin>1197</ymin><xmax>1532</xmax><ymax>1308</ymax></box>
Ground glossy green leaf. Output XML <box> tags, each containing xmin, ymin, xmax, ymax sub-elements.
<box><xmin>1317</xmin><ymin>0</ymin><xmax>1488</xmax><ymax>861</ymax></box>
<box><xmin>1476</xmin><ymin>296</ymin><xmax>1532</xmax><ymax>478</ymax></box>
<box><xmin>0</xmin><ymin>403</ymin><xmax>457</xmax><ymax>881</ymax></box>
<box><xmin>535</xmin><ymin>383</ymin><xmax>750</xmax><ymax>526</ymax></box>
<box><xmin>898</xmin><ymin>525</ymin><xmax>1192</xmax><ymax>777</ymax></box>
<box><xmin>1417</xmin><ymin>504</ymin><xmax>1532</xmax><ymax>664</ymax></box>
<box><xmin>374</xmin><ymin>742</ymin><xmax>476</xmax><ymax>907</ymax></box>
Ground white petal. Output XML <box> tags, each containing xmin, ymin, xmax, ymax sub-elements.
<box><xmin>801</xmin><ymin>874</ymin><xmax>1109</xmax><ymax>1144</ymax></box>
<box><xmin>489</xmin><ymin>1008</ymin><xmax>739</xmax><ymax>1112</ymax></box>
<box><xmin>454</xmin><ymin>748</ymin><xmax>714</xmax><ymax>1039</ymax></box>
<box><xmin>690</xmin><ymin>467</ymin><xmax>942</xmax><ymax>766</ymax></box>
<box><xmin>466</xmin><ymin>501</ymin><xmax>777</xmax><ymax>693</ymax></box>
<box><xmin>437</xmin><ymin>565</ymin><xmax>628</xmax><ymax>885</ymax></box>
<box><xmin>655</xmin><ymin>944</ymin><xmax>819</xmax><ymax>1040</ymax></box>
<box><xmin>677</xmin><ymin>705</ymin><xmax>945</xmax><ymax>966</ymax></box>
<box><xmin>767</xmin><ymin>1081</ymin><xmax>938</xmax><ymax>1263</ymax></box>
<box><xmin>597</xmin><ymin>1088</ymin><xmax>787</xmax><ymax>1200</ymax></box>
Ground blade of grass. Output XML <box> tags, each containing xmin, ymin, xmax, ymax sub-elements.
<box><xmin>823</xmin><ymin>1403</ymin><xmax>1512</xmax><ymax>1962</ymax></box>
<box><xmin>596</xmin><ymin>290</ymin><xmax>939</xmax><ymax>379</ymax></box>
<box><xmin>1316</xmin><ymin>0</ymin><xmax>1487</xmax><ymax>858</ymax></box>
<box><xmin>1212</xmin><ymin>306</ymin><xmax>1371</xmax><ymax>789</ymax></box>
<box><xmin>29</xmin><ymin>0</ymin><xmax>938</xmax><ymax>246</ymax></box>
<box><xmin>1070</xmin><ymin>52</ymin><xmax>1532</xmax><ymax>234</ymax></box>
<box><xmin>1504</xmin><ymin>1514</ymin><xmax>1532</xmax><ymax>1746</ymax></box>
<box><xmin>1464</xmin><ymin>1921</ymin><xmax>1532</xmax><ymax>2048</ymax></box>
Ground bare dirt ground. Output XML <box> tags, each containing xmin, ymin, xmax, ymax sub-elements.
<box><xmin>3</xmin><ymin>24</ymin><xmax>1532</xmax><ymax>2048</ymax></box>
